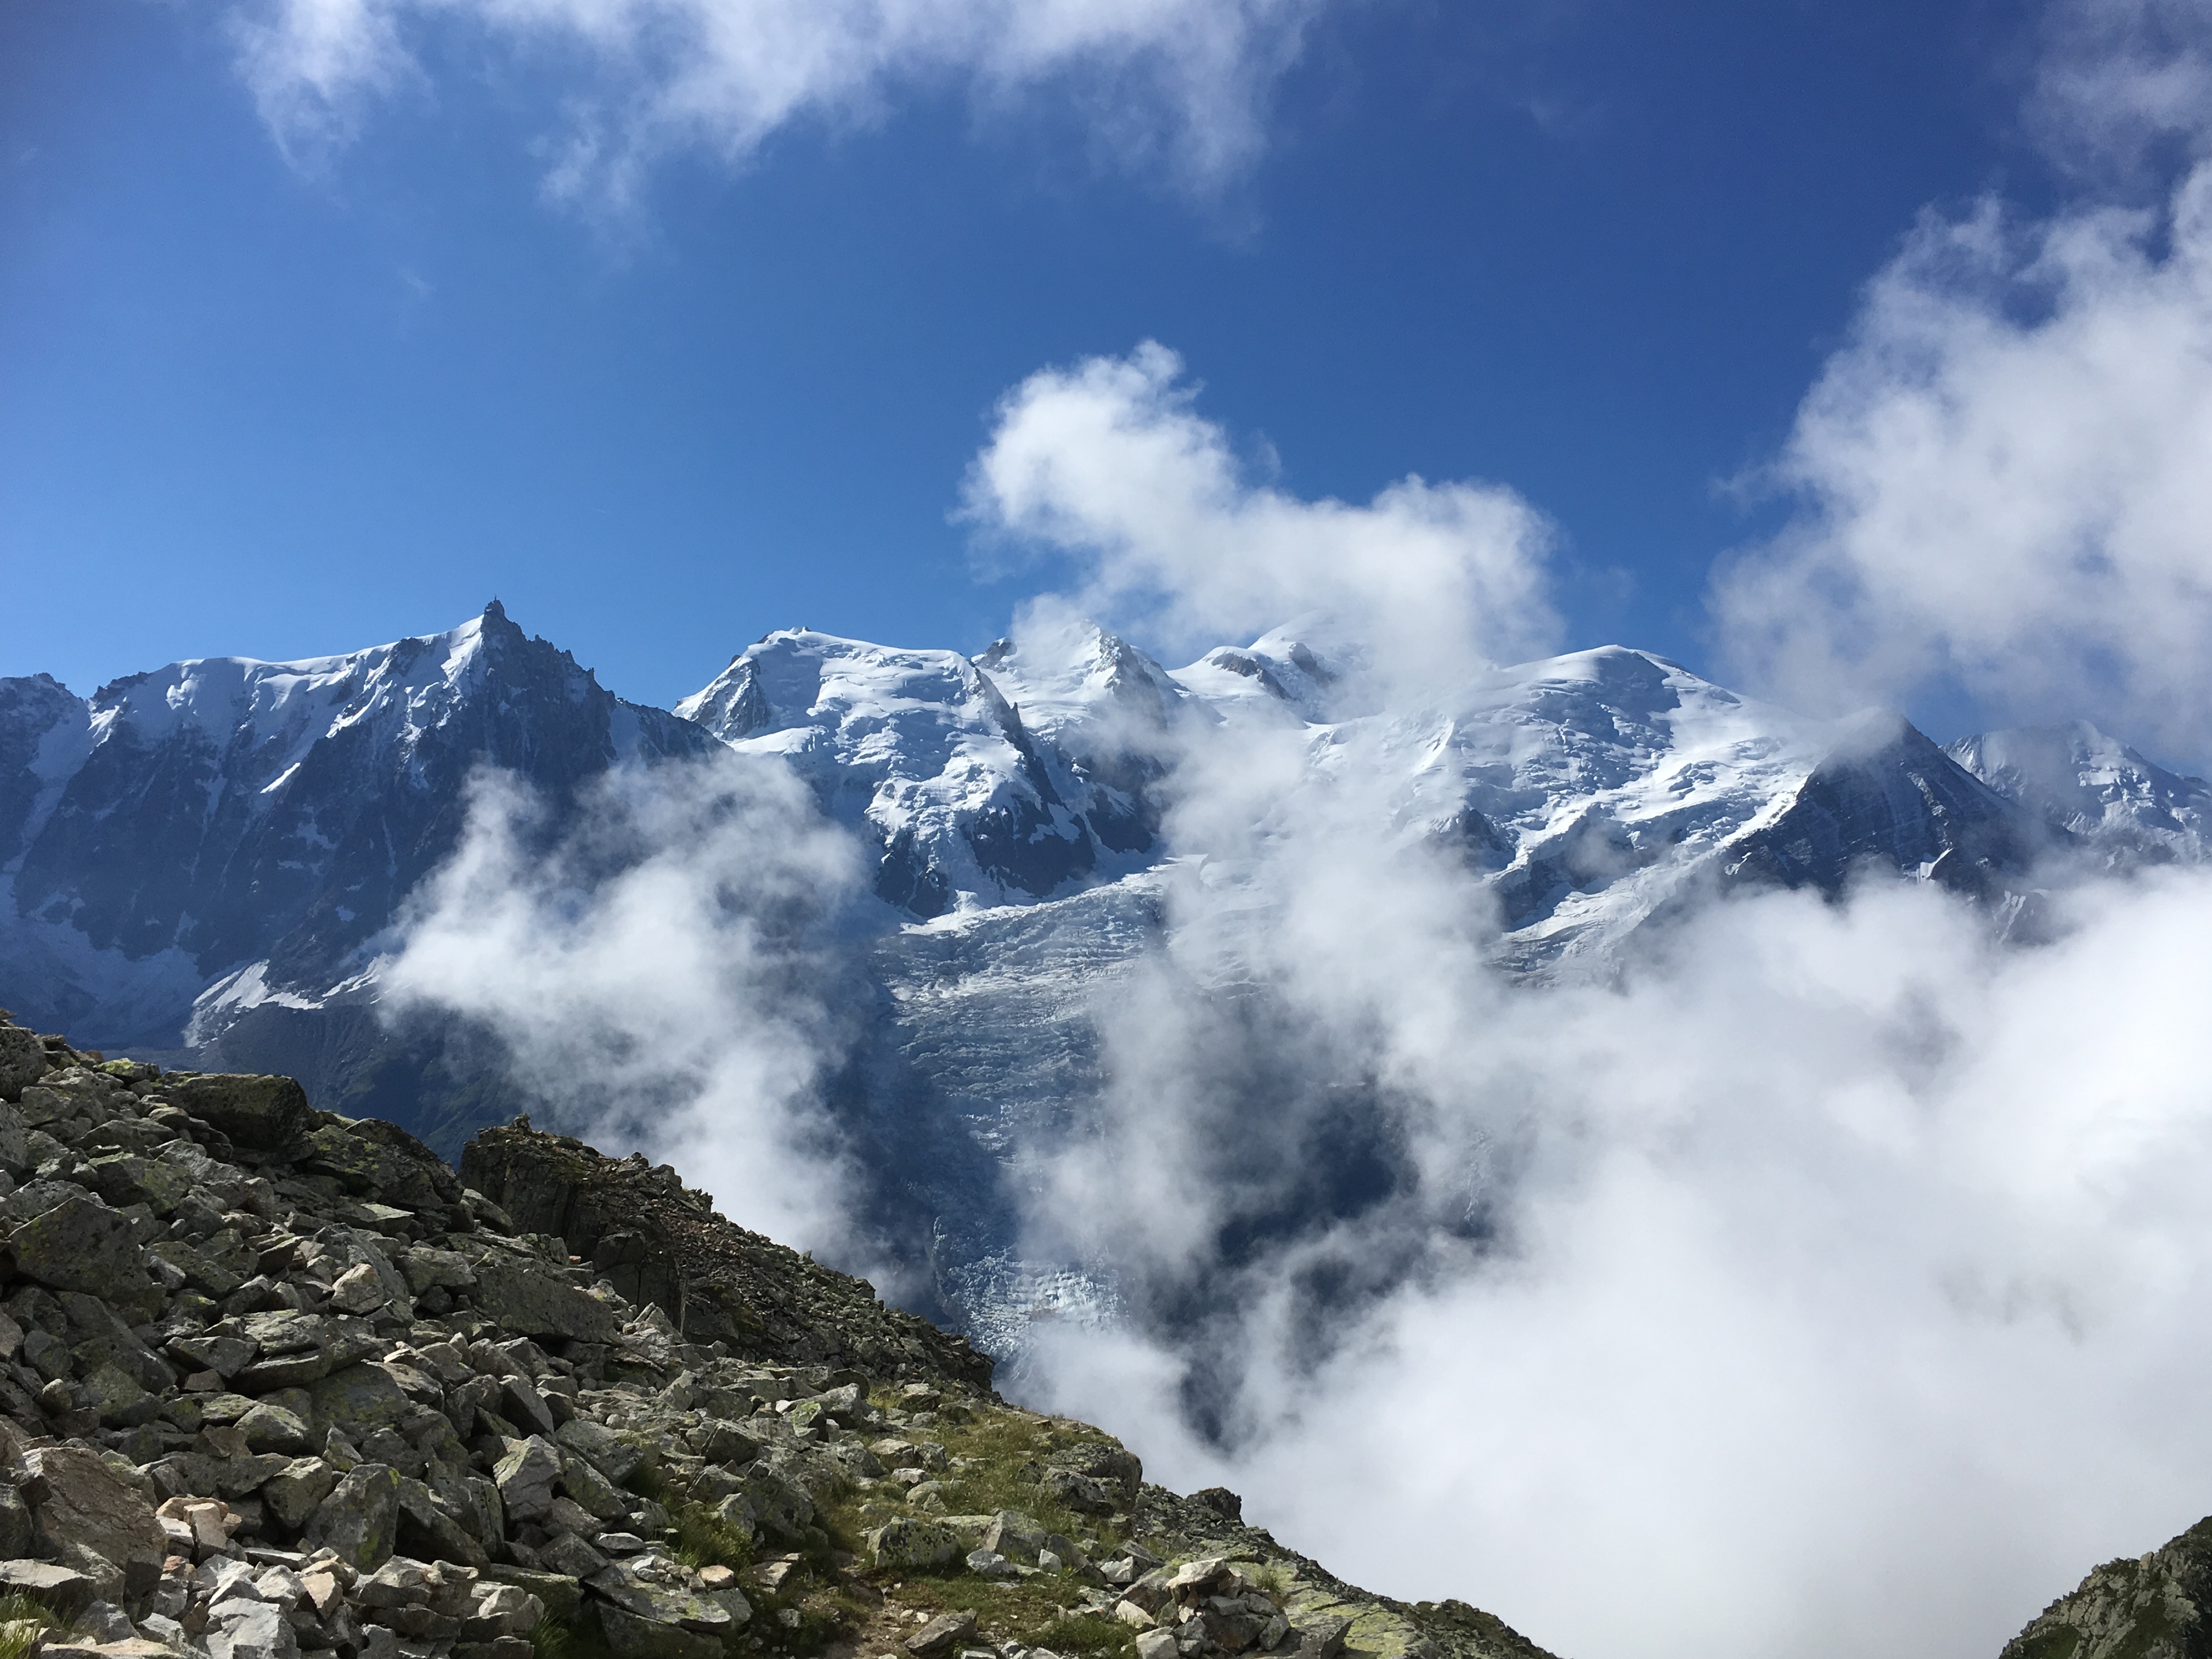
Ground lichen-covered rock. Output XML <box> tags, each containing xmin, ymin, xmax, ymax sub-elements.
<box><xmin>303</xmin><ymin>1462</ymin><xmax>402</xmax><ymax>1572</ymax></box>
<box><xmin>166</xmin><ymin>1074</ymin><xmax>310</xmax><ymax>1150</ymax></box>
<box><xmin>596</xmin><ymin>1602</ymin><xmax>725</xmax><ymax>1659</ymax></box>
<box><xmin>0</xmin><ymin>1025</ymin><xmax>48</xmax><ymax>1099</ymax></box>
<box><xmin>262</xmin><ymin>1458</ymin><xmax>340</xmax><ymax>1531</ymax></box>
<box><xmin>868</xmin><ymin>1517</ymin><xmax>963</xmax><ymax>1570</ymax></box>
<box><xmin>8</xmin><ymin>1195</ymin><xmax>149</xmax><ymax>1303</ymax></box>
<box><xmin>468</xmin><ymin>1255</ymin><xmax>622</xmax><ymax>1344</ymax></box>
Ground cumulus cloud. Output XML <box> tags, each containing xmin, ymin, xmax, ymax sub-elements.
<box><xmin>381</xmin><ymin>750</ymin><xmax>866</xmax><ymax>1250</ymax></box>
<box><xmin>227</xmin><ymin>0</ymin><xmax>1322</xmax><ymax>208</ymax></box>
<box><xmin>1713</xmin><ymin>2</ymin><xmax>2212</xmax><ymax>768</ymax></box>
<box><xmin>964</xmin><ymin>342</ymin><xmax>1561</xmax><ymax>696</ymax></box>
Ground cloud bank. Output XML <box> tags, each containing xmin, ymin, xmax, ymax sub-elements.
<box><xmin>381</xmin><ymin>751</ymin><xmax>866</xmax><ymax>1250</ymax></box>
<box><xmin>965</xmin><ymin>341</ymin><xmax>1562</xmax><ymax>695</ymax></box>
<box><xmin>228</xmin><ymin>0</ymin><xmax>1323</xmax><ymax>208</ymax></box>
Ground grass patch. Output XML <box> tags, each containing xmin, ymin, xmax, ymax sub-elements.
<box><xmin>0</xmin><ymin>1593</ymin><xmax>57</xmax><ymax>1659</ymax></box>
<box><xmin>526</xmin><ymin>1614</ymin><xmax>573</xmax><ymax>1659</ymax></box>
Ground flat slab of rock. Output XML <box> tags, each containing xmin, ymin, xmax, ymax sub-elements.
<box><xmin>469</xmin><ymin>1257</ymin><xmax>622</xmax><ymax>1344</ymax></box>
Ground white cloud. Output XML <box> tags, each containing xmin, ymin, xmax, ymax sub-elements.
<box><xmin>2033</xmin><ymin>0</ymin><xmax>2212</xmax><ymax>176</ymax></box>
<box><xmin>1017</xmin><ymin>795</ymin><xmax>2212</xmax><ymax>1658</ymax></box>
<box><xmin>380</xmin><ymin>751</ymin><xmax>867</xmax><ymax>1251</ymax></box>
<box><xmin>1712</xmin><ymin>163</ymin><xmax>2212</xmax><ymax>765</ymax></box>
<box><xmin>227</xmin><ymin>0</ymin><xmax>1323</xmax><ymax>209</ymax></box>
<box><xmin>1713</xmin><ymin>2</ymin><xmax>2212</xmax><ymax>768</ymax></box>
<box><xmin>964</xmin><ymin>341</ymin><xmax>1561</xmax><ymax>696</ymax></box>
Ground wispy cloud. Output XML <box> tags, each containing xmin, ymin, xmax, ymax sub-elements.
<box><xmin>227</xmin><ymin>0</ymin><xmax>1325</xmax><ymax>213</ymax></box>
<box><xmin>380</xmin><ymin>752</ymin><xmax>866</xmax><ymax>1250</ymax></box>
<box><xmin>963</xmin><ymin>341</ymin><xmax>1562</xmax><ymax>695</ymax></box>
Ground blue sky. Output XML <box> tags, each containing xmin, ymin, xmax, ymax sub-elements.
<box><xmin>0</xmin><ymin>0</ymin><xmax>2172</xmax><ymax>730</ymax></box>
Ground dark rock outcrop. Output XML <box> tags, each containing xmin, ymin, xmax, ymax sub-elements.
<box><xmin>458</xmin><ymin>1124</ymin><xmax>992</xmax><ymax>1391</ymax></box>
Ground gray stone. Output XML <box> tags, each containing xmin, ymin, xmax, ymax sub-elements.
<box><xmin>239</xmin><ymin>1404</ymin><xmax>316</xmax><ymax>1455</ymax></box>
<box><xmin>302</xmin><ymin>1463</ymin><xmax>402</xmax><ymax>1573</ymax></box>
<box><xmin>1136</xmin><ymin>1630</ymin><xmax>1181</xmax><ymax>1659</ymax></box>
<box><xmin>396</xmin><ymin>1477</ymin><xmax>489</xmax><ymax>1569</ymax></box>
<box><xmin>482</xmin><ymin>1566</ymin><xmax>582</xmax><ymax>1625</ymax></box>
<box><xmin>587</xmin><ymin>1573</ymin><xmax>733</xmax><ymax>1635</ymax></box>
<box><xmin>966</xmin><ymin>1550</ymin><xmax>1017</xmax><ymax>1580</ymax></box>
<box><xmin>595</xmin><ymin>1604</ymin><xmax>724</xmax><ymax>1659</ymax></box>
<box><xmin>206</xmin><ymin>1597</ymin><xmax>300</xmax><ymax>1659</ymax></box>
<box><xmin>168</xmin><ymin>1333</ymin><xmax>255</xmax><ymax>1377</ymax></box>
<box><xmin>492</xmin><ymin>1437</ymin><xmax>561</xmax><ymax>1522</ymax></box>
<box><xmin>0</xmin><ymin>1483</ymin><xmax>29</xmax><ymax>1559</ymax></box>
<box><xmin>166</xmin><ymin>1076</ymin><xmax>309</xmax><ymax>1152</ymax></box>
<box><xmin>553</xmin><ymin>1418</ymin><xmax>645</xmax><ymax>1485</ymax></box>
<box><xmin>556</xmin><ymin>1451</ymin><xmax>629</xmax><ymax>1522</ymax></box>
<box><xmin>0</xmin><ymin>1025</ymin><xmax>48</xmax><ymax>1098</ymax></box>
<box><xmin>535</xmin><ymin>1532</ymin><xmax>607</xmax><ymax>1581</ymax></box>
<box><xmin>400</xmin><ymin>1249</ymin><xmax>475</xmax><ymax>1293</ymax></box>
<box><xmin>262</xmin><ymin>1458</ymin><xmax>341</xmax><ymax>1532</ymax></box>
<box><xmin>22</xmin><ymin>1444</ymin><xmax>165</xmax><ymax>1596</ymax></box>
<box><xmin>0</xmin><ymin>1558</ymin><xmax>97</xmax><ymax>1603</ymax></box>
<box><xmin>868</xmin><ymin>1518</ymin><xmax>963</xmax><ymax>1571</ymax></box>
<box><xmin>309</xmin><ymin>1364</ymin><xmax>413</xmax><ymax>1438</ymax></box>
<box><xmin>500</xmin><ymin>1378</ymin><xmax>555</xmax><ymax>1438</ymax></box>
<box><xmin>906</xmin><ymin>1610</ymin><xmax>977</xmax><ymax>1659</ymax></box>
<box><xmin>9</xmin><ymin>1195</ymin><xmax>149</xmax><ymax>1302</ymax></box>
<box><xmin>467</xmin><ymin>1259</ymin><xmax>621</xmax><ymax>1345</ymax></box>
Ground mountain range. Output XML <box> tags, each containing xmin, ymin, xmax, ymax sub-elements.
<box><xmin>5</xmin><ymin>600</ymin><xmax>2206</xmax><ymax>1349</ymax></box>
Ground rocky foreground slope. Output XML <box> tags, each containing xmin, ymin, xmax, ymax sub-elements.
<box><xmin>0</xmin><ymin>1009</ymin><xmax>1554</xmax><ymax>1659</ymax></box>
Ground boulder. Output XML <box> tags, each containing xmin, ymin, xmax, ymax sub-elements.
<box><xmin>587</xmin><ymin>1573</ymin><xmax>734</xmax><ymax>1634</ymax></box>
<box><xmin>303</xmin><ymin>1463</ymin><xmax>402</xmax><ymax>1572</ymax></box>
<box><xmin>492</xmin><ymin>1437</ymin><xmax>561</xmax><ymax>1522</ymax></box>
<box><xmin>309</xmin><ymin>1364</ymin><xmax>413</xmax><ymax>1439</ymax></box>
<box><xmin>8</xmin><ymin>1196</ymin><xmax>149</xmax><ymax>1302</ymax></box>
<box><xmin>0</xmin><ymin>1483</ymin><xmax>30</xmax><ymax>1558</ymax></box>
<box><xmin>483</xmin><ymin>1566</ymin><xmax>583</xmax><ymax>1624</ymax></box>
<box><xmin>0</xmin><ymin>1025</ymin><xmax>48</xmax><ymax>1099</ymax></box>
<box><xmin>0</xmin><ymin>1558</ymin><xmax>97</xmax><ymax>1605</ymax></box>
<box><xmin>468</xmin><ymin>1258</ymin><xmax>622</xmax><ymax>1345</ymax></box>
<box><xmin>238</xmin><ymin>1403</ymin><xmax>315</xmax><ymax>1455</ymax></box>
<box><xmin>867</xmin><ymin>1518</ymin><xmax>963</xmax><ymax>1571</ymax></box>
<box><xmin>905</xmin><ymin>1610</ymin><xmax>977</xmax><ymax>1659</ymax></box>
<box><xmin>261</xmin><ymin>1459</ymin><xmax>340</xmax><ymax>1532</ymax></box>
<box><xmin>596</xmin><ymin>1604</ymin><xmax>724</xmax><ymax>1659</ymax></box>
<box><xmin>206</xmin><ymin>1597</ymin><xmax>299</xmax><ymax>1659</ymax></box>
<box><xmin>554</xmin><ymin>1418</ymin><xmax>645</xmax><ymax>1485</ymax></box>
<box><xmin>23</xmin><ymin>1446</ymin><xmax>164</xmax><ymax>1596</ymax></box>
<box><xmin>166</xmin><ymin>1075</ymin><xmax>309</xmax><ymax>1151</ymax></box>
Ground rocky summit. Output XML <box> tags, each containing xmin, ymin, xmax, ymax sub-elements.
<box><xmin>0</xmin><ymin>1007</ymin><xmax>1558</xmax><ymax>1659</ymax></box>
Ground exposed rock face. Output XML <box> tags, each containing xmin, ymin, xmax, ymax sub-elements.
<box><xmin>0</xmin><ymin>1008</ymin><xmax>1560</xmax><ymax>1659</ymax></box>
<box><xmin>2000</xmin><ymin>1517</ymin><xmax>2212</xmax><ymax>1659</ymax></box>
<box><xmin>458</xmin><ymin>1124</ymin><xmax>993</xmax><ymax>1390</ymax></box>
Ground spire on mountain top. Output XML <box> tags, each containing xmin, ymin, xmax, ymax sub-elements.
<box><xmin>483</xmin><ymin>599</ymin><xmax>507</xmax><ymax>621</ymax></box>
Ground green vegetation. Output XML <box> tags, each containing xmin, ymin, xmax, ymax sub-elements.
<box><xmin>0</xmin><ymin>1593</ymin><xmax>57</xmax><ymax>1659</ymax></box>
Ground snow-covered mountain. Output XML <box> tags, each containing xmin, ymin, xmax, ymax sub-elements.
<box><xmin>0</xmin><ymin>602</ymin><xmax>712</xmax><ymax>1045</ymax></box>
<box><xmin>2</xmin><ymin>603</ymin><xmax>2187</xmax><ymax>1348</ymax></box>
<box><xmin>1948</xmin><ymin>722</ymin><xmax>2211</xmax><ymax>865</ymax></box>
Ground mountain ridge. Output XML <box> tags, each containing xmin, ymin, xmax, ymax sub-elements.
<box><xmin>5</xmin><ymin>606</ymin><xmax>2204</xmax><ymax>1355</ymax></box>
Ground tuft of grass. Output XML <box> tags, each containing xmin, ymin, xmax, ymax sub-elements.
<box><xmin>0</xmin><ymin>1589</ymin><xmax>60</xmax><ymax>1659</ymax></box>
<box><xmin>527</xmin><ymin>1615</ymin><xmax>572</xmax><ymax>1659</ymax></box>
